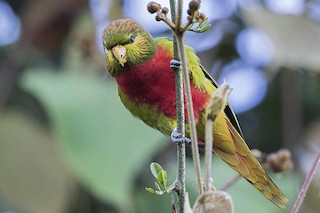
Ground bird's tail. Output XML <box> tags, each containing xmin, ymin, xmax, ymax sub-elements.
<box><xmin>214</xmin><ymin>119</ymin><xmax>288</xmax><ymax>208</ymax></box>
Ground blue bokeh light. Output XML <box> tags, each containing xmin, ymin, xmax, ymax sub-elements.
<box><xmin>155</xmin><ymin>20</ymin><xmax>236</xmax><ymax>52</ymax></box>
<box><xmin>264</xmin><ymin>0</ymin><xmax>305</xmax><ymax>15</ymax></box>
<box><xmin>218</xmin><ymin>60</ymin><xmax>268</xmax><ymax>114</ymax></box>
<box><xmin>122</xmin><ymin>0</ymin><xmax>237</xmax><ymax>52</ymax></box>
<box><xmin>0</xmin><ymin>1</ymin><xmax>21</xmax><ymax>46</ymax></box>
<box><xmin>236</xmin><ymin>27</ymin><xmax>274</xmax><ymax>67</ymax></box>
<box><xmin>92</xmin><ymin>0</ymin><xmax>239</xmax><ymax>52</ymax></box>
<box><xmin>307</xmin><ymin>0</ymin><xmax>320</xmax><ymax>22</ymax></box>
<box><xmin>96</xmin><ymin>19</ymin><xmax>110</xmax><ymax>53</ymax></box>
<box><xmin>89</xmin><ymin>0</ymin><xmax>111</xmax><ymax>23</ymax></box>
<box><xmin>123</xmin><ymin>0</ymin><xmax>237</xmax><ymax>34</ymax></box>
<box><xmin>238</xmin><ymin>0</ymin><xmax>262</xmax><ymax>10</ymax></box>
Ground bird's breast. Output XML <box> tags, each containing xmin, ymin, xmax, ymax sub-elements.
<box><xmin>115</xmin><ymin>46</ymin><xmax>209</xmax><ymax>120</ymax></box>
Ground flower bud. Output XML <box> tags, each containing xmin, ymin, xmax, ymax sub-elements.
<box><xmin>266</xmin><ymin>148</ymin><xmax>293</xmax><ymax>173</ymax></box>
<box><xmin>147</xmin><ymin>2</ymin><xmax>161</xmax><ymax>14</ymax></box>
<box><xmin>193</xmin><ymin>191</ymin><xmax>234</xmax><ymax>213</ymax></box>
<box><xmin>155</xmin><ymin>14</ymin><xmax>162</xmax><ymax>21</ymax></box>
<box><xmin>189</xmin><ymin>0</ymin><xmax>200</xmax><ymax>12</ymax></box>
<box><xmin>198</xmin><ymin>12</ymin><xmax>206</xmax><ymax>22</ymax></box>
<box><xmin>162</xmin><ymin>7</ymin><xmax>169</xmax><ymax>14</ymax></box>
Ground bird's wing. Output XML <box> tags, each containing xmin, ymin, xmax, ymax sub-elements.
<box><xmin>200</xmin><ymin>64</ymin><xmax>244</xmax><ymax>137</ymax></box>
<box><xmin>155</xmin><ymin>37</ymin><xmax>243</xmax><ymax>137</ymax></box>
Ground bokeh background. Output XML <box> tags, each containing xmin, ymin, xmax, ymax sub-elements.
<box><xmin>1</xmin><ymin>0</ymin><xmax>320</xmax><ymax>212</ymax></box>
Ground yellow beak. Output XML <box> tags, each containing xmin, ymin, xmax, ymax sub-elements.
<box><xmin>112</xmin><ymin>45</ymin><xmax>127</xmax><ymax>67</ymax></box>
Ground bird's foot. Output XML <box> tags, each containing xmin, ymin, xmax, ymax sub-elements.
<box><xmin>170</xmin><ymin>59</ymin><xmax>181</xmax><ymax>71</ymax></box>
<box><xmin>171</xmin><ymin>128</ymin><xmax>191</xmax><ymax>143</ymax></box>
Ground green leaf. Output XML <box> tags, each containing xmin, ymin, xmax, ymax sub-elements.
<box><xmin>145</xmin><ymin>187</ymin><xmax>156</xmax><ymax>194</ymax></box>
<box><xmin>202</xmin><ymin>24</ymin><xmax>212</xmax><ymax>32</ymax></box>
<box><xmin>0</xmin><ymin>112</ymin><xmax>75</xmax><ymax>213</ymax></box>
<box><xmin>155</xmin><ymin>190</ymin><xmax>165</xmax><ymax>195</ymax></box>
<box><xmin>157</xmin><ymin>170</ymin><xmax>167</xmax><ymax>189</ymax></box>
<box><xmin>21</xmin><ymin>70</ymin><xmax>166</xmax><ymax>212</ymax></box>
<box><xmin>150</xmin><ymin>162</ymin><xmax>164</xmax><ymax>179</ymax></box>
<box><xmin>187</xmin><ymin>17</ymin><xmax>212</xmax><ymax>33</ymax></box>
<box><xmin>166</xmin><ymin>182</ymin><xmax>176</xmax><ymax>192</ymax></box>
<box><xmin>198</xmin><ymin>17</ymin><xmax>209</xmax><ymax>28</ymax></box>
<box><xmin>154</xmin><ymin>182</ymin><xmax>162</xmax><ymax>191</ymax></box>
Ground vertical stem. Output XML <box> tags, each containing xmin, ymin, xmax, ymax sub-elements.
<box><xmin>176</xmin><ymin>0</ymin><xmax>203</xmax><ymax>196</ymax></box>
<box><xmin>291</xmin><ymin>152</ymin><xmax>320</xmax><ymax>213</ymax></box>
<box><xmin>204</xmin><ymin>119</ymin><xmax>213</xmax><ymax>192</ymax></box>
<box><xmin>176</xmin><ymin>34</ymin><xmax>203</xmax><ymax>195</ymax></box>
<box><xmin>170</xmin><ymin>0</ymin><xmax>186</xmax><ymax>212</ymax></box>
<box><xmin>176</xmin><ymin>0</ymin><xmax>182</xmax><ymax>30</ymax></box>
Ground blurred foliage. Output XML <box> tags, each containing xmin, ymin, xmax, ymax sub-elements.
<box><xmin>21</xmin><ymin>70</ymin><xmax>166</xmax><ymax>212</ymax></box>
<box><xmin>0</xmin><ymin>111</ymin><xmax>75</xmax><ymax>213</ymax></box>
<box><xmin>0</xmin><ymin>0</ymin><xmax>320</xmax><ymax>212</ymax></box>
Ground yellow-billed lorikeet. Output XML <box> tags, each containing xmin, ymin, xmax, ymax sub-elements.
<box><xmin>102</xmin><ymin>19</ymin><xmax>288</xmax><ymax>208</ymax></box>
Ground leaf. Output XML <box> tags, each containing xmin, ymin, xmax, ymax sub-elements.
<box><xmin>157</xmin><ymin>170</ymin><xmax>168</xmax><ymax>189</ymax></box>
<box><xmin>21</xmin><ymin>70</ymin><xmax>166</xmax><ymax>212</ymax></box>
<box><xmin>188</xmin><ymin>24</ymin><xmax>212</xmax><ymax>33</ymax></box>
<box><xmin>155</xmin><ymin>190</ymin><xmax>165</xmax><ymax>195</ymax></box>
<box><xmin>197</xmin><ymin>24</ymin><xmax>212</xmax><ymax>33</ymax></box>
<box><xmin>150</xmin><ymin>162</ymin><xmax>164</xmax><ymax>179</ymax></box>
<box><xmin>0</xmin><ymin>112</ymin><xmax>75</xmax><ymax>213</ymax></box>
<box><xmin>155</xmin><ymin>182</ymin><xmax>162</xmax><ymax>191</ymax></box>
<box><xmin>188</xmin><ymin>17</ymin><xmax>212</xmax><ymax>33</ymax></box>
<box><xmin>145</xmin><ymin>187</ymin><xmax>156</xmax><ymax>194</ymax></box>
<box><xmin>198</xmin><ymin>17</ymin><xmax>209</xmax><ymax>28</ymax></box>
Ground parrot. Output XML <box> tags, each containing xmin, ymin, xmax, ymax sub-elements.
<box><xmin>102</xmin><ymin>19</ymin><xmax>288</xmax><ymax>208</ymax></box>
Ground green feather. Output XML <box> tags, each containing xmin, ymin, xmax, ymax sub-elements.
<box><xmin>102</xmin><ymin>19</ymin><xmax>157</xmax><ymax>77</ymax></box>
<box><xmin>118</xmin><ymin>88</ymin><xmax>177</xmax><ymax>136</ymax></box>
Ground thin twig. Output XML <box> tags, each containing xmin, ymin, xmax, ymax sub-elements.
<box><xmin>176</xmin><ymin>33</ymin><xmax>203</xmax><ymax>195</ymax></box>
<box><xmin>163</xmin><ymin>17</ymin><xmax>176</xmax><ymax>30</ymax></box>
<box><xmin>170</xmin><ymin>0</ymin><xmax>186</xmax><ymax>212</ymax></box>
<box><xmin>176</xmin><ymin>0</ymin><xmax>182</xmax><ymax>32</ymax></box>
<box><xmin>291</xmin><ymin>152</ymin><xmax>320</xmax><ymax>213</ymax></box>
<box><xmin>204</xmin><ymin>119</ymin><xmax>213</xmax><ymax>191</ymax></box>
<box><xmin>219</xmin><ymin>174</ymin><xmax>242</xmax><ymax>191</ymax></box>
<box><xmin>175</xmin><ymin>0</ymin><xmax>207</xmax><ymax>196</ymax></box>
<box><xmin>204</xmin><ymin>82</ymin><xmax>232</xmax><ymax>192</ymax></box>
<box><xmin>181</xmin><ymin>20</ymin><xmax>193</xmax><ymax>33</ymax></box>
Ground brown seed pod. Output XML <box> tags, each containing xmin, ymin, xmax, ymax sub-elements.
<box><xmin>266</xmin><ymin>149</ymin><xmax>293</xmax><ymax>173</ymax></box>
<box><xmin>199</xmin><ymin>12</ymin><xmax>206</xmax><ymax>21</ymax></box>
<box><xmin>189</xmin><ymin>0</ymin><xmax>200</xmax><ymax>12</ymax></box>
<box><xmin>155</xmin><ymin>14</ymin><xmax>162</xmax><ymax>21</ymax></box>
<box><xmin>147</xmin><ymin>2</ymin><xmax>161</xmax><ymax>14</ymax></box>
<box><xmin>193</xmin><ymin>191</ymin><xmax>234</xmax><ymax>213</ymax></box>
<box><xmin>162</xmin><ymin>7</ymin><xmax>169</xmax><ymax>14</ymax></box>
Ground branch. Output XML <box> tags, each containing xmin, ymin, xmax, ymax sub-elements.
<box><xmin>204</xmin><ymin>82</ymin><xmax>232</xmax><ymax>191</ymax></box>
<box><xmin>148</xmin><ymin>1</ymin><xmax>212</xmax><ymax>211</ymax></box>
<box><xmin>291</xmin><ymin>151</ymin><xmax>320</xmax><ymax>213</ymax></box>
<box><xmin>169</xmin><ymin>0</ymin><xmax>186</xmax><ymax>212</ymax></box>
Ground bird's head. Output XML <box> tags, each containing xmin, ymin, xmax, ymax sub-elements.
<box><xmin>102</xmin><ymin>19</ymin><xmax>157</xmax><ymax>77</ymax></box>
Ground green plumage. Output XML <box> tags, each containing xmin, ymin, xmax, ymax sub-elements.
<box><xmin>102</xmin><ymin>19</ymin><xmax>288</xmax><ymax>208</ymax></box>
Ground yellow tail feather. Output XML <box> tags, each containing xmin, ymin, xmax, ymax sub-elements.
<box><xmin>213</xmin><ymin>117</ymin><xmax>288</xmax><ymax>208</ymax></box>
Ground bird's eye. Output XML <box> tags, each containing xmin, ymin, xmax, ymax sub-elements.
<box><xmin>129</xmin><ymin>35</ymin><xmax>135</xmax><ymax>43</ymax></box>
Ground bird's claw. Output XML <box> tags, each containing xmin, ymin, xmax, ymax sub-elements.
<box><xmin>171</xmin><ymin>128</ymin><xmax>191</xmax><ymax>143</ymax></box>
<box><xmin>170</xmin><ymin>59</ymin><xmax>181</xmax><ymax>71</ymax></box>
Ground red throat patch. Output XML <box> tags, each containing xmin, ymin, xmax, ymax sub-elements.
<box><xmin>115</xmin><ymin>46</ymin><xmax>209</xmax><ymax>120</ymax></box>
